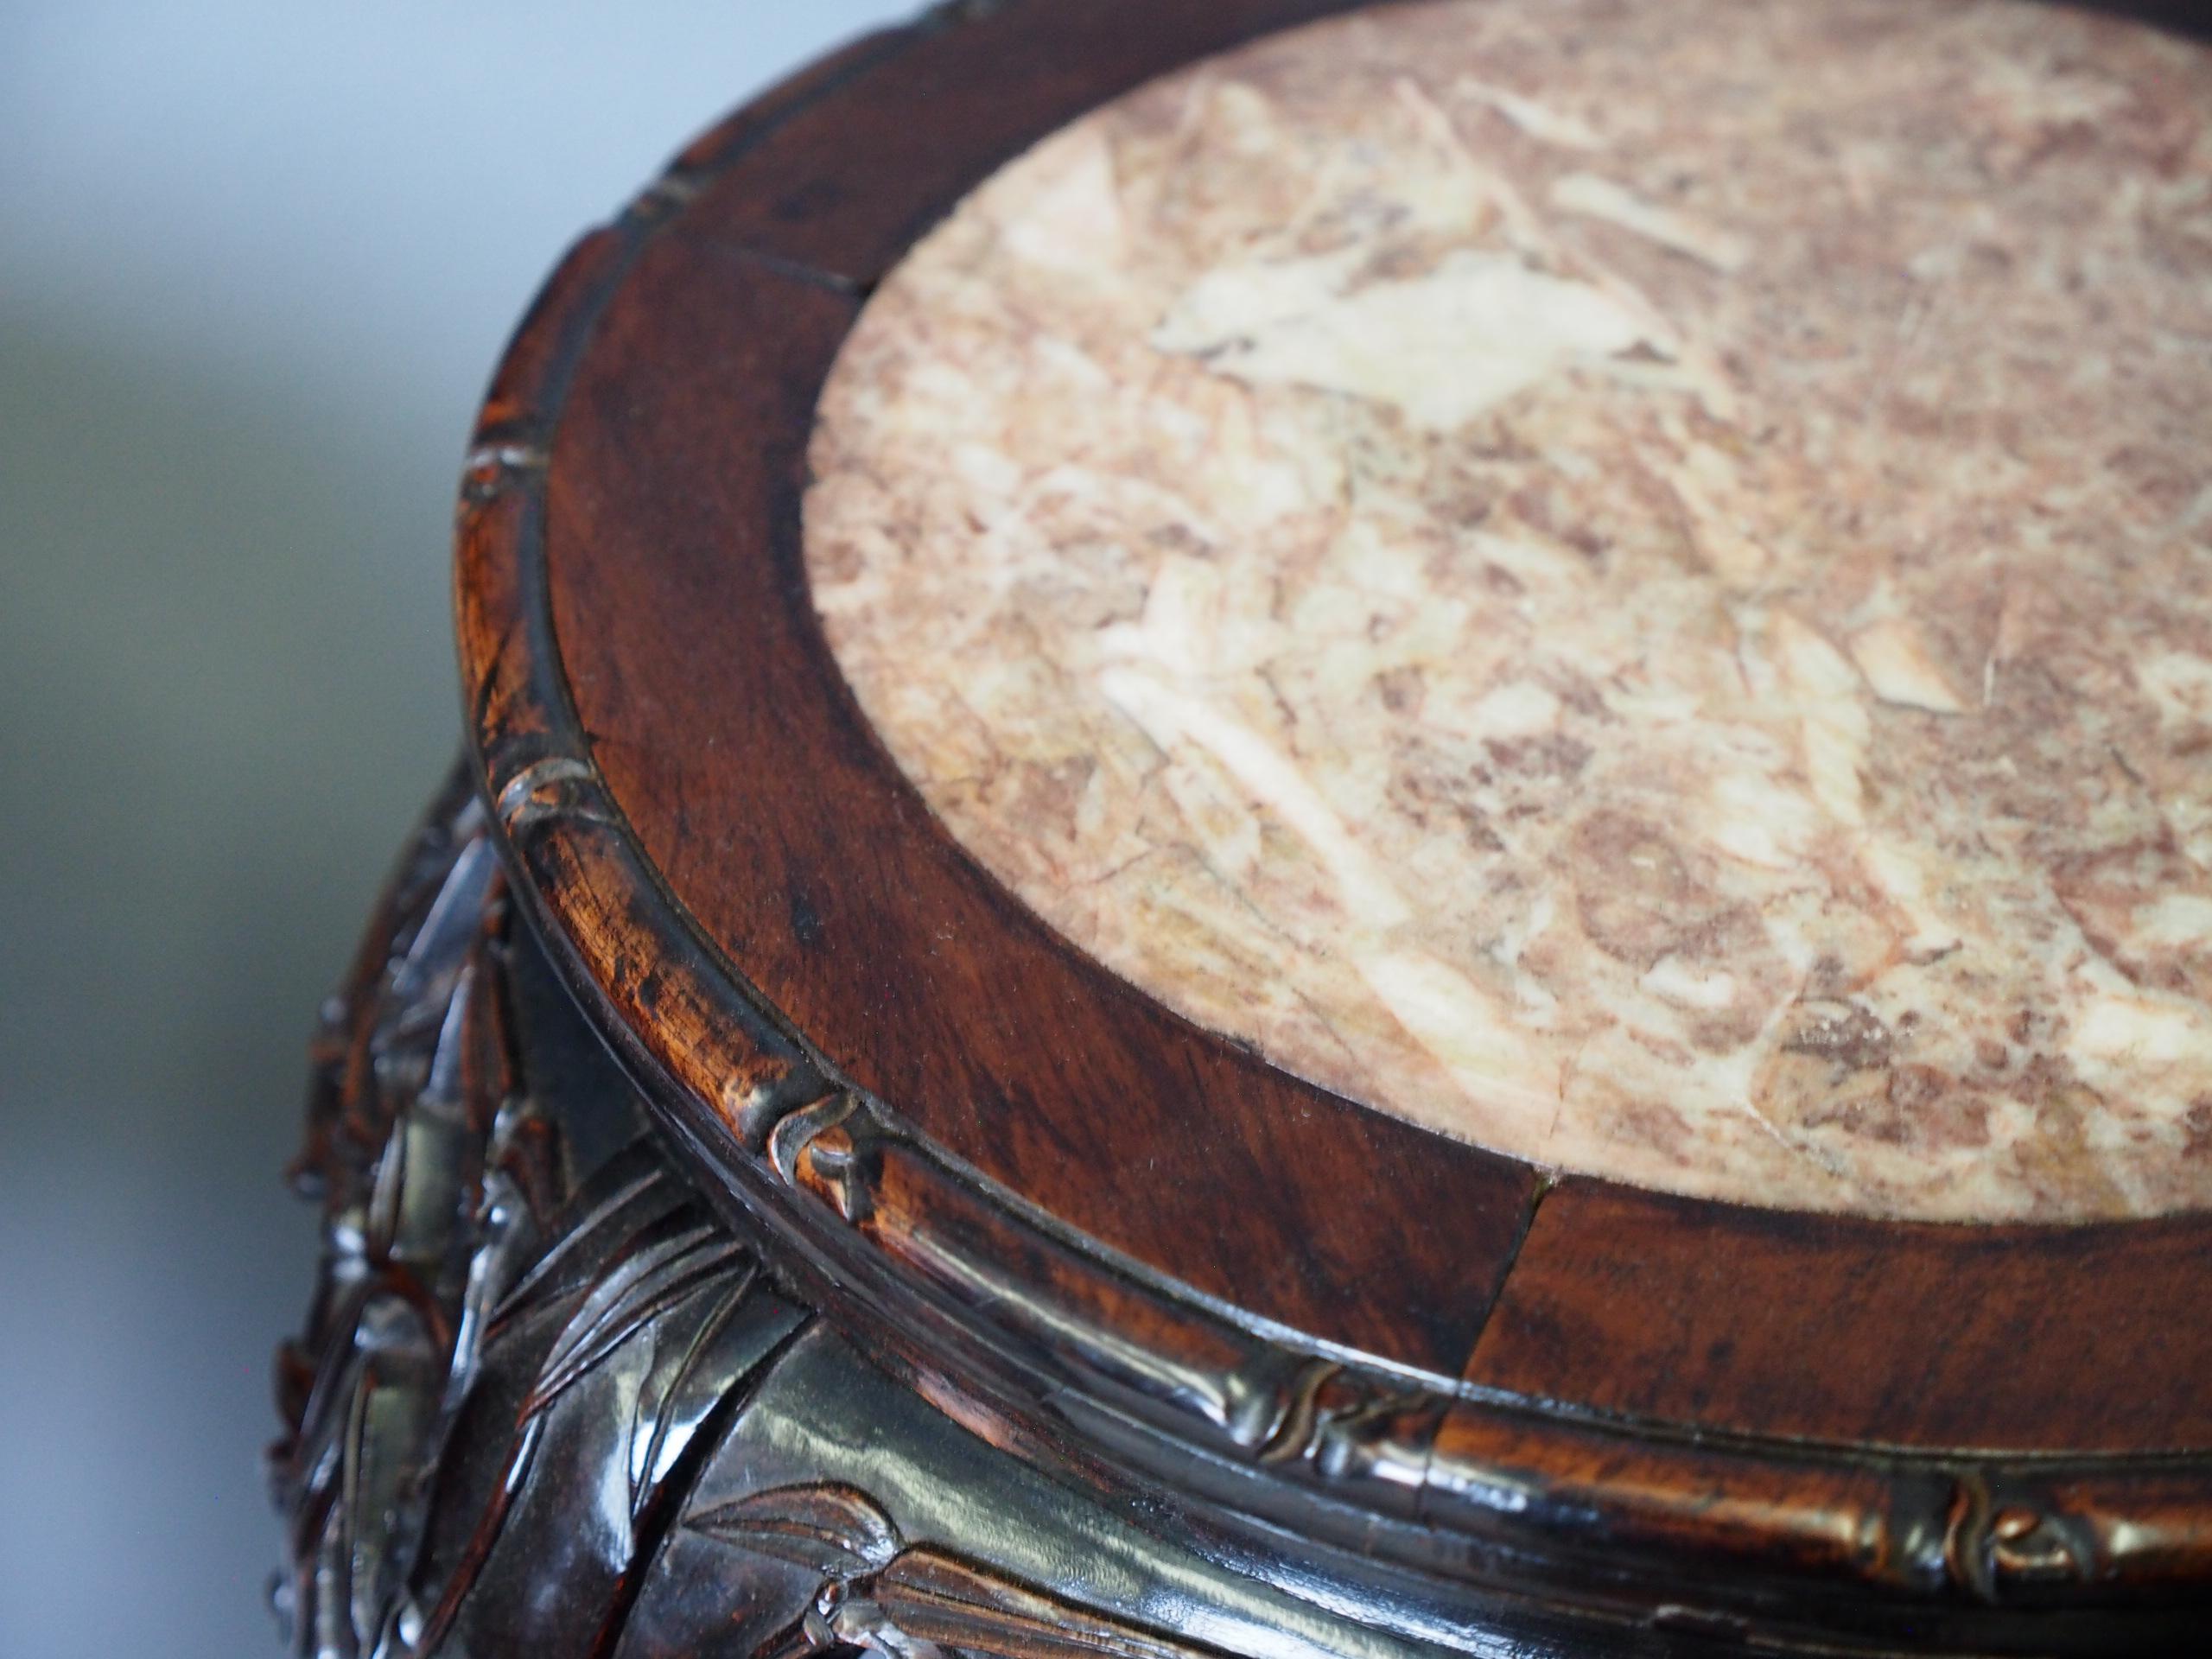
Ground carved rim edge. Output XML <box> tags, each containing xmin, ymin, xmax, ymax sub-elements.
<box><xmin>451</xmin><ymin>0</ymin><xmax>2212</xmax><ymax>1639</ymax></box>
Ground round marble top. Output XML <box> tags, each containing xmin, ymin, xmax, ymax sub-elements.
<box><xmin>802</xmin><ymin>0</ymin><xmax>2212</xmax><ymax>1221</ymax></box>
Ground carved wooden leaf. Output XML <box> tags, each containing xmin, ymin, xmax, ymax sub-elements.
<box><xmin>626</xmin><ymin>1263</ymin><xmax>760</xmax><ymax>1521</ymax></box>
<box><xmin>870</xmin><ymin>1550</ymin><xmax>1225</xmax><ymax>1659</ymax></box>
<box><xmin>485</xmin><ymin>1161</ymin><xmax>670</xmax><ymax>1332</ymax></box>
<box><xmin>523</xmin><ymin>1220</ymin><xmax>744</xmax><ymax>1418</ymax></box>
<box><xmin>684</xmin><ymin>1481</ymin><xmax>904</xmax><ymax>1578</ymax></box>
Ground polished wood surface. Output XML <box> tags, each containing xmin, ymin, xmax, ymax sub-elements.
<box><xmin>450</xmin><ymin>1</ymin><xmax>2212</xmax><ymax>1648</ymax></box>
<box><xmin>1468</xmin><ymin>1185</ymin><xmax>2212</xmax><ymax>1452</ymax></box>
<box><xmin>542</xmin><ymin>229</ymin><xmax>1535</xmax><ymax>1370</ymax></box>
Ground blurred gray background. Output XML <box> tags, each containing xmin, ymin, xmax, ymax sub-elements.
<box><xmin>0</xmin><ymin>4</ymin><xmax>906</xmax><ymax>1653</ymax></box>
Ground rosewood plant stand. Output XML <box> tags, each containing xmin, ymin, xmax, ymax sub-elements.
<box><xmin>273</xmin><ymin>2</ymin><xmax>2212</xmax><ymax>1653</ymax></box>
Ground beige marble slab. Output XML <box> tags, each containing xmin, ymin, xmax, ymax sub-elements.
<box><xmin>802</xmin><ymin>0</ymin><xmax>2212</xmax><ymax>1220</ymax></box>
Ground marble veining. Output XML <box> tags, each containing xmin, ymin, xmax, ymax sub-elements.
<box><xmin>802</xmin><ymin>0</ymin><xmax>2212</xmax><ymax>1219</ymax></box>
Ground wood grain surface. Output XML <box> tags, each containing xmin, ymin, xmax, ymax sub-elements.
<box><xmin>452</xmin><ymin>1</ymin><xmax>2212</xmax><ymax>1644</ymax></box>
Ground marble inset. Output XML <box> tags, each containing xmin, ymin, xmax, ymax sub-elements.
<box><xmin>802</xmin><ymin>0</ymin><xmax>2212</xmax><ymax>1219</ymax></box>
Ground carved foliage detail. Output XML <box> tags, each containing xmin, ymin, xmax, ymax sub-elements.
<box><xmin>270</xmin><ymin>772</ymin><xmax>806</xmax><ymax>1657</ymax></box>
<box><xmin>271</xmin><ymin>773</ymin><xmax>1236</xmax><ymax>1659</ymax></box>
<box><xmin>685</xmin><ymin>1482</ymin><xmax>1228</xmax><ymax>1659</ymax></box>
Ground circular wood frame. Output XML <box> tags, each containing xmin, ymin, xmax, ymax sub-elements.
<box><xmin>454</xmin><ymin>1</ymin><xmax>2212</xmax><ymax>1648</ymax></box>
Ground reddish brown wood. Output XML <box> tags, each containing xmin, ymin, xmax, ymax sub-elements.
<box><xmin>1465</xmin><ymin>1180</ymin><xmax>2212</xmax><ymax>1454</ymax></box>
<box><xmin>1425</xmin><ymin>1401</ymin><xmax>1923</xmax><ymax>1590</ymax></box>
<box><xmin>448</xmin><ymin>0</ymin><xmax>2212</xmax><ymax>1643</ymax></box>
<box><xmin>539</xmin><ymin>218</ymin><xmax>1535</xmax><ymax>1371</ymax></box>
<box><xmin>660</xmin><ymin>1</ymin><xmax>1375</xmax><ymax>287</ymax></box>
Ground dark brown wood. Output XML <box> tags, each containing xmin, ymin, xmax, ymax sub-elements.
<box><xmin>660</xmin><ymin>0</ymin><xmax>1380</xmax><ymax>289</ymax></box>
<box><xmin>278</xmin><ymin>776</ymin><xmax>2212</xmax><ymax>1659</ymax></box>
<box><xmin>274</xmin><ymin>782</ymin><xmax>1353</xmax><ymax>1659</ymax></box>
<box><xmin>447</xmin><ymin>0</ymin><xmax>2212</xmax><ymax>1648</ymax></box>
<box><xmin>1465</xmin><ymin>1180</ymin><xmax>2212</xmax><ymax>1453</ymax></box>
<box><xmin>539</xmin><ymin>222</ymin><xmax>1535</xmax><ymax>1370</ymax></box>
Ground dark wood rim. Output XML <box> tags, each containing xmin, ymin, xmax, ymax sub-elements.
<box><xmin>455</xmin><ymin>0</ymin><xmax>2212</xmax><ymax>1641</ymax></box>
